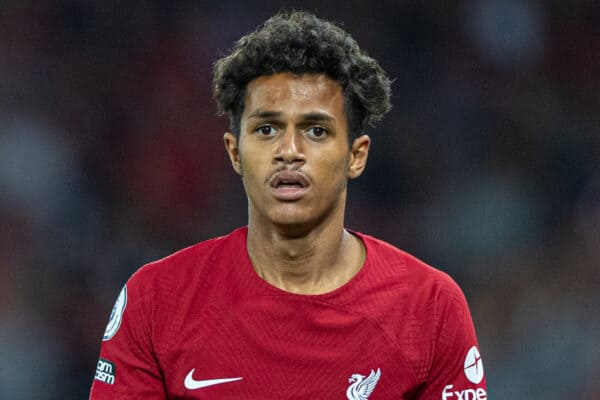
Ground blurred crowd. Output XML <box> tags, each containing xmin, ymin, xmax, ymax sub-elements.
<box><xmin>1</xmin><ymin>1</ymin><xmax>599</xmax><ymax>398</ymax></box>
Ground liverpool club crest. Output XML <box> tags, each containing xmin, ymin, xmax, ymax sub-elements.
<box><xmin>346</xmin><ymin>368</ymin><xmax>381</xmax><ymax>400</ymax></box>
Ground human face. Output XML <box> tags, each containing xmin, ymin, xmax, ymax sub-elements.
<box><xmin>224</xmin><ymin>73</ymin><xmax>370</xmax><ymax>233</ymax></box>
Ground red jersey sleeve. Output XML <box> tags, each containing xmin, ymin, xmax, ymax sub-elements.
<box><xmin>89</xmin><ymin>270</ymin><xmax>166</xmax><ymax>399</ymax></box>
<box><xmin>415</xmin><ymin>277</ymin><xmax>487</xmax><ymax>400</ymax></box>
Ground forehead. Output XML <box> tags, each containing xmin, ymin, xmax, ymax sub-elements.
<box><xmin>242</xmin><ymin>73</ymin><xmax>345</xmax><ymax>118</ymax></box>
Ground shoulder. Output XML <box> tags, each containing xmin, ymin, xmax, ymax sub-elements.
<box><xmin>356</xmin><ymin>232</ymin><xmax>476</xmax><ymax>383</ymax></box>
<box><xmin>119</xmin><ymin>227</ymin><xmax>247</xmax><ymax>352</ymax></box>
<box><xmin>359</xmin><ymin>232</ymin><xmax>465</xmax><ymax>303</ymax></box>
<box><xmin>357</xmin><ymin>232</ymin><xmax>472</xmax><ymax>340</ymax></box>
<box><xmin>128</xmin><ymin>226</ymin><xmax>246</xmax><ymax>290</ymax></box>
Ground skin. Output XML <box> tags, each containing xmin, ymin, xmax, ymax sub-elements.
<box><xmin>224</xmin><ymin>72</ymin><xmax>371</xmax><ymax>295</ymax></box>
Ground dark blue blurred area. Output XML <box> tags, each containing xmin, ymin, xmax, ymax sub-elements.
<box><xmin>1</xmin><ymin>1</ymin><xmax>599</xmax><ymax>398</ymax></box>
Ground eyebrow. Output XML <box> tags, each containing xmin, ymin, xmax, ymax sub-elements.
<box><xmin>302</xmin><ymin>112</ymin><xmax>335</xmax><ymax>123</ymax></box>
<box><xmin>247</xmin><ymin>110</ymin><xmax>282</xmax><ymax>120</ymax></box>
<box><xmin>246</xmin><ymin>109</ymin><xmax>335</xmax><ymax>123</ymax></box>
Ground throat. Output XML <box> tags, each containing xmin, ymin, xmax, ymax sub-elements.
<box><xmin>247</xmin><ymin>229</ymin><xmax>366</xmax><ymax>295</ymax></box>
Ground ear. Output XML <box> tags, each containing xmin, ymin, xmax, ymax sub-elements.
<box><xmin>223</xmin><ymin>132</ymin><xmax>242</xmax><ymax>175</ymax></box>
<box><xmin>348</xmin><ymin>134</ymin><xmax>370</xmax><ymax>179</ymax></box>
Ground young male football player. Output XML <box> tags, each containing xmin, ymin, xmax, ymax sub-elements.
<box><xmin>90</xmin><ymin>11</ymin><xmax>487</xmax><ymax>400</ymax></box>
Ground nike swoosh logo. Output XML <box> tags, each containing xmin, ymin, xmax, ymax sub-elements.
<box><xmin>184</xmin><ymin>368</ymin><xmax>243</xmax><ymax>390</ymax></box>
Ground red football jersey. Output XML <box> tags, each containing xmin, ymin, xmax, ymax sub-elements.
<box><xmin>90</xmin><ymin>227</ymin><xmax>487</xmax><ymax>399</ymax></box>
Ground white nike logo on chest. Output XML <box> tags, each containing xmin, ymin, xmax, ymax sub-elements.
<box><xmin>184</xmin><ymin>368</ymin><xmax>243</xmax><ymax>390</ymax></box>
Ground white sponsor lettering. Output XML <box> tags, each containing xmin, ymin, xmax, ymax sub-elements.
<box><xmin>442</xmin><ymin>384</ymin><xmax>487</xmax><ymax>400</ymax></box>
<box><xmin>95</xmin><ymin>370</ymin><xmax>115</xmax><ymax>384</ymax></box>
<box><xmin>94</xmin><ymin>358</ymin><xmax>116</xmax><ymax>385</ymax></box>
<box><xmin>97</xmin><ymin>359</ymin><xmax>113</xmax><ymax>374</ymax></box>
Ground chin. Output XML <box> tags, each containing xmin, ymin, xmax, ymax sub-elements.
<box><xmin>249</xmin><ymin>199</ymin><xmax>327</xmax><ymax>234</ymax></box>
<box><xmin>267</xmin><ymin>209</ymin><xmax>319</xmax><ymax>234</ymax></box>
<box><xmin>269</xmin><ymin>211</ymin><xmax>311</xmax><ymax>227</ymax></box>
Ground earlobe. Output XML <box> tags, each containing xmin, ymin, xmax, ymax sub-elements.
<box><xmin>223</xmin><ymin>132</ymin><xmax>242</xmax><ymax>175</ymax></box>
<box><xmin>348</xmin><ymin>134</ymin><xmax>370</xmax><ymax>179</ymax></box>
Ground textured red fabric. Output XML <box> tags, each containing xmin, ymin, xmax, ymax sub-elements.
<box><xmin>90</xmin><ymin>227</ymin><xmax>486</xmax><ymax>399</ymax></box>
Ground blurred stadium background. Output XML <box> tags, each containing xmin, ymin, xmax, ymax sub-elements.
<box><xmin>1</xmin><ymin>1</ymin><xmax>599</xmax><ymax>398</ymax></box>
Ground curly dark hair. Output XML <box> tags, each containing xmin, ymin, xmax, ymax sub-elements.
<box><xmin>213</xmin><ymin>10</ymin><xmax>392</xmax><ymax>139</ymax></box>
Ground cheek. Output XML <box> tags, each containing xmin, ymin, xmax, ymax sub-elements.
<box><xmin>318</xmin><ymin>152</ymin><xmax>350</xmax><ymax>186</ymax></box>
<box><xmin>239</xmin><ymin>152</ymin><xmax>266</xmax><ymax>188</ymax></box>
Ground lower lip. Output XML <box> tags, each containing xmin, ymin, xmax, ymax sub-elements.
<box><xmin>270</xmin><ymin>185</ymin><xmax>309</xmax><ymax>201</ymax></box>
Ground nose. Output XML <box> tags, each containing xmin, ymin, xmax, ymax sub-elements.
<box><xmin>274</xmin><ymin>128</ymin><xmax>305</xmax><ymax>165</ymax></box>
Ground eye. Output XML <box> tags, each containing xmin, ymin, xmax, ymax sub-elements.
<box><xmin>306</xmin><ymin>126</ymin><xmax>327</xmax><ymax>139</ymax></box>
<box><xmin>254</xmin><ymin>125</ymin><xmax>278</xmax><ymax>137</ymax></box>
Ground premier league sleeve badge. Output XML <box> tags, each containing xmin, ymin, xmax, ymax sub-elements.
<box><xmin>103</xmin><ymin>284</ymin><xmax>127</xmax><ymax>341</ymax></box>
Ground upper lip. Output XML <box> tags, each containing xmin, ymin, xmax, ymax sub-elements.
<box><xmin>268</xmin><ymin>169</ymin><xmax>310</xmax><ymax>188</ymax></box>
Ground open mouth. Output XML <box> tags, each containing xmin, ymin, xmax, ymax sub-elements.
<box><xmin>269</xmin><ymin>170</ymin><xmax>310</xmax><ymax>200</ymax></box>
<box><xmin>269</xmin><ymin>170</ymin><xmax>309</xmax><ymax>188</ymax></box>
<box><xmin>275</xmin><ymin>181</ymin><xmax>304</xmax><ymax>188</ymax></box>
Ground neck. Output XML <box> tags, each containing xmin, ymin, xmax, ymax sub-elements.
<box><xmin>246</xmin><ymin>202</ymin><xmax>365</xmax><ymax>295</ymax></box>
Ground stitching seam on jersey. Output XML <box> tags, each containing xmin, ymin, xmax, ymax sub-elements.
<box><xmin>161</xmin><ymin>240</ymin><xmax>221</xmax><ymax>355</ymax></box>
<box><xmin>267</xmin><ymin>275</ymin><xmax>421</xmax><ymax>384</ymax></box>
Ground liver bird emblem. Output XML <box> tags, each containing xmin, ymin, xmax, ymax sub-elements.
<box><xmin>346</xmin><ymin>368</ymin><xmax>381</xmax><ymax>400</ymax></box>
